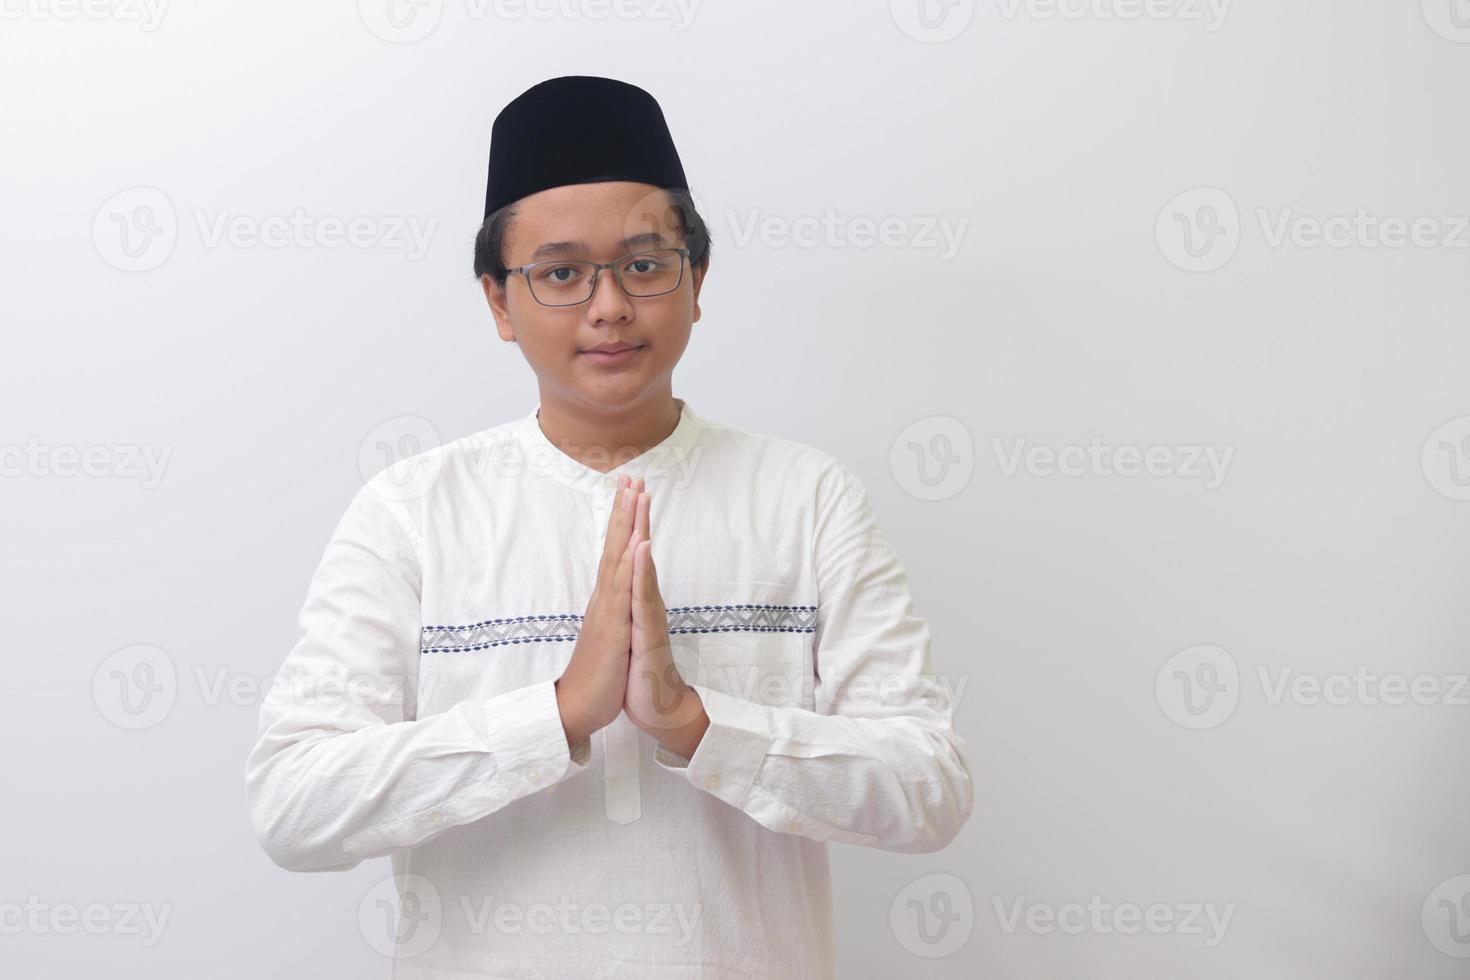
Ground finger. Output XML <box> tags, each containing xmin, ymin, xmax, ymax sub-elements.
<box><xmin>636</xmin><ymin>491</ymin><xmax>658</xmax><ymax>594</ymax></box>
<box><xmin>633</xmin><ymin>481</ymin><xmax>650</xmax><ymax>545</ymax></box>
<box><xmin>633</xmin><ymin>491</ymin><xmax>664</xmax><ymax>610</ymax></box>
<box><xmin>632</xmin><ymin>538</ymin><xmax>649</xmax><ymax>611</ymax></box>
<box><xmin>632</xmin><ymin>494</ymin><xmax>653</xmax><ymax>604</ymax></box>
<box><xmin>611</xmin><ymin>496</ymin><xmax>642</xmax><ymax>593</ymax></box>
<box><xmin>628</xmin><ymin>475</ymin><xmax>645</xmax><ymax>532</ymax></box>
<box><xmin>637</xmin><ymin>538</ymin><xmax>669</xmax><ymax>634</ymax></box>
<box><xmin>627</xmin><ymin>485</ymin><xmax>646</xmax><ymax>542</ymax></box>
<box><xmin>616</xmin><ymin>476</ymin><xmax>643</xmax><ymax>537</ymax></box>
<box><xmin>646</xmin><ymin>534</ymin><xmax>664</xmax><ymax>612</ymax></box>
<box><xmin>633</xmin><ymin>540</ymin><xmax>670</xmax><ymax>633</ymax></box>
<box><xmin>599</xmin><ymin>474</ymin><xmax>630</xmax><ymax>563</ymax></box>
<box><xmin>598</xmin><ymin>475</ymin><xmax>636</xmax><ymax>577</ymax></box>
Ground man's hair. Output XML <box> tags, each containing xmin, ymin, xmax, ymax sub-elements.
<box><xmin>472</xmin><ymin>187</ymin><xmax>712</xmax><ymax>286</ymax></box>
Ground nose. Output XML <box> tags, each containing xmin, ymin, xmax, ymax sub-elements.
<box><xmin>585</xmin><ymin>266</ymin><xmax>633</xmax><ymax>324</ymax></box>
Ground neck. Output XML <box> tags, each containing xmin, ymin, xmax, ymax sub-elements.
<box><xmin>534</xmin><ymin>388</ymin><xmax>682</xmax><ymax>474</ymax></box>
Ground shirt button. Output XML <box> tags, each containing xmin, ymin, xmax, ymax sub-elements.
<box><xmin>704</xmin><ymin>774</ymin><xmax>720</xmax><ymax>790</ymax></box>
<box><xmin>788</xmin><ymin>820</ymin><xmax>802</xmax><ymax>832</ymax></box>
<box><xmin>429</xmin><ymin>811</ymin><xmax>444</xmax><ymax>825</ymax></box>
<box><xmin>527</xmin><ymin>767</ymin><xmax>541</xmax><ymax>783</ymax></box>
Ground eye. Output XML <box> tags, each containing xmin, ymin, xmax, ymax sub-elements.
<box><xmin>539</xmin><ymin>265</ymin><xmax>581</xmax><ymax>283</ymax></box>
<box><xmin>625</xmin><ymin>256</ymin><xmax>663</xmax><ymax>274</ymax></box>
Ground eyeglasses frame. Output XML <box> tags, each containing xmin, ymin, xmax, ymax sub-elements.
<box><xmin>506</xmin><ymin>246</ymin><xmax>692</xmax><ymax>307</ymax></box>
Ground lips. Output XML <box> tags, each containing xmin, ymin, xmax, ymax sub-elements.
<box><xmin>579</xmin><ymin>342</ymin><xmax>646</xmax><ymax>365</ymax></box>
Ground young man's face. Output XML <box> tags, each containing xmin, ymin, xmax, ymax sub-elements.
<box><xmin>483</xmin><ymin>180</ymin><xmax>706</xmax><ymax>414</ymax></box>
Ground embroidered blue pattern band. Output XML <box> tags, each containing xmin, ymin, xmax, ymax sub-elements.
<box><xmin>421</xmin><ymin>604</ymin><xmax>817</xmax><ymax>654</ymax></box>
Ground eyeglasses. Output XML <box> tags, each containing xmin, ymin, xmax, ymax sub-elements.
<box><xmin>507</xmin><ymin>247</ymin><xmax>690</xmax><ymax>307</ymax></box>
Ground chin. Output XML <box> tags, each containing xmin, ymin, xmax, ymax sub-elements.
<box><xmin>572</xmin><ymin>376</ymin><xmax>662</xmax><ymax>409</ymax></box>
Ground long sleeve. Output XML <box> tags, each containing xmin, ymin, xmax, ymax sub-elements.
<box><xmin>244</xmin><ymin>477</ymin><xmax>591</xmax><ymax>873</ymax></box>
<box><xmin>653</xmin><ymin>461</ymin><xmax>974</xmax><ymax>852</ymax></box>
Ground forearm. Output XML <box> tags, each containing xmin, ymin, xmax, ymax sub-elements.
<box><xmin>654</xmin><ymin>680</ymin><xmax>972</xmax><ymax>853</ymax></box>
<box><xmin>247</xmin><ymin>679</ymin><xmax>590</xmax><ymax>872</ymax></box>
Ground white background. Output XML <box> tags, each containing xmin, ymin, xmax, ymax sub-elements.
<box><xmin>2</xmin><ymin>1</ymin><xmax>1469</xmax><ymax>977</ymax></box>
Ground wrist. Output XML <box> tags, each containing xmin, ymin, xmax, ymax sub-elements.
<box><xmin>639</xmin><ymin>683</ymin><xmax>709</xmax><ymax>758</ymax></box>
<box><xmin>554</xmin><ymin>676</ymin><xmax>598</xmax><ymax>749</ymax></box>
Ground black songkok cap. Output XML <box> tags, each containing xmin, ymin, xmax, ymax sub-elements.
<box><xmin>483</xmin><ymin>75</ymin><xmax>689</xmax><ymax>219</ymax></box>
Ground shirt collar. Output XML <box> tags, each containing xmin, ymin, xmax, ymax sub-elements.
<box><xmin>514</xmin><ymin>396</ymin><xmax>705</xmax><ymax>495</ymax></box>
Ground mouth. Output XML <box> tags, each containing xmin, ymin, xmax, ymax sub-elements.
<box><xmin>579</xmin><ymin>343</ymin><xmax>646</xmax><ymax>363</ymax></box>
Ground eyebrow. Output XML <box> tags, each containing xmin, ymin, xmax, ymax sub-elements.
<box><xmin>530</xmin><ymin>232</ymin><xmax>669</xmax><ymax>260</ymax></box>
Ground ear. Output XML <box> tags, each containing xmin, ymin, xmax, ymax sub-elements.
<box><xmin>482</xmin><ymin>274</ymin><xmax>517</xmax><ymax>343</ymax></box>
<box><xmin>689</xmin><ymin>257</ymin><xmax>708</xmax><ymax>324</ymax></box>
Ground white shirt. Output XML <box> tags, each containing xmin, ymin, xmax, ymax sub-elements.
<box><xmin>244</xmin><ymin>396</ymin><xmax>973</xmax><ymax>979</ymax></box>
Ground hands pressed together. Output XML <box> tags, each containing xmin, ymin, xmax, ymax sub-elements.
<box><xmin>554</xmin><ymin>474</ymin><xmax>710</xmax><ymax>760</ymax></box>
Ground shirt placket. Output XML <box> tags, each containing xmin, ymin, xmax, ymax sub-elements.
<box><xmin>588</xmin><ymin>487</ymin><xmax>643</xmax><ymax>825</ymax></box>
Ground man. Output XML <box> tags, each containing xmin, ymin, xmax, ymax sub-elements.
<box><xmin>245</xmin><ymin>74</ymin><xmax>973</xmax><ymax>979</ymax></box>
